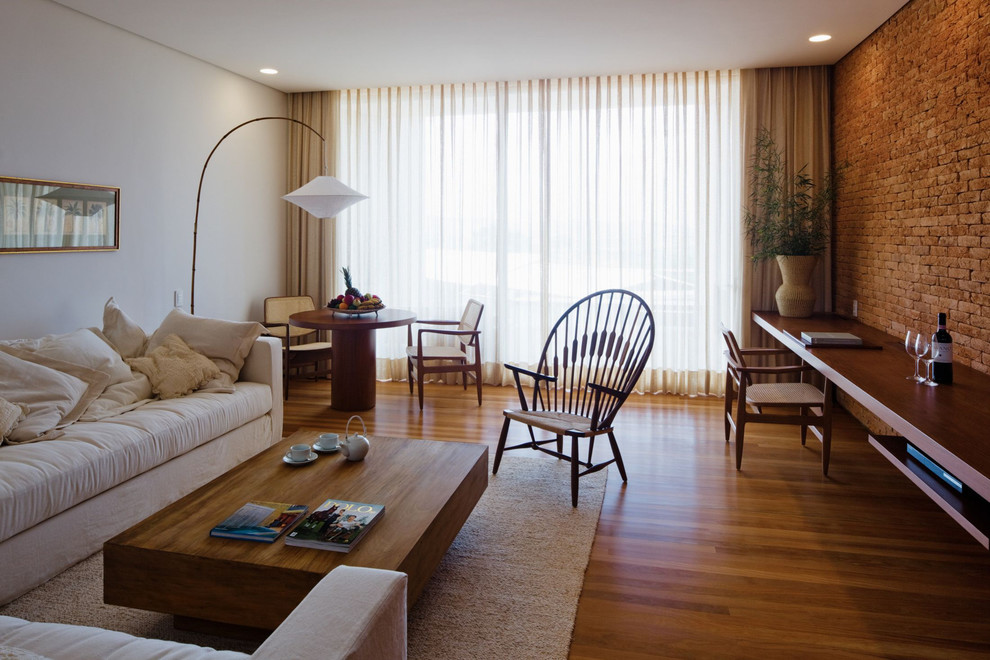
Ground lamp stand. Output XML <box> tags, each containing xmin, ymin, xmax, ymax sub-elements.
<box><xmin>190</xmin><ymin>116</ymin><xmax>326</xmax><ymax>315</ymax></box>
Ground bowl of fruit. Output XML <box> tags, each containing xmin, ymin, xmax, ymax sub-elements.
<box><xmin>329</xmin><ymin>268</ymin><xmax>385</xmax><ymax>315</ymax></box>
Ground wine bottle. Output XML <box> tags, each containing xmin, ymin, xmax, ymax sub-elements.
<box><xmin>932</xmin><ymin>312</ymin><xmax>953</xmax><ymax>384</ymax></box>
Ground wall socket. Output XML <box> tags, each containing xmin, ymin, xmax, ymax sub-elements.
<box><xmin>173</xmin><ymin>289</ymin><xmax>184</xmax><ymax>307</ymax></box>
<box><xmin>852</xmin><ymin>299</ymin><xmax>858</xmax><ymax>317</ymax></box>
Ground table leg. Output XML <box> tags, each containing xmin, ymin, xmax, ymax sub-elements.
<box><xmin>330</xmin><ymin>329</ymin><xmax>376</xmax><ymax>410</ymax></box>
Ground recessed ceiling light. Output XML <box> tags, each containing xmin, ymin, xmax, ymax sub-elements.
<box><xmin>260</xmin><ymin>68</ymin><xmax>278</xmax><ymax>75</ymax></box>
<box><xmin>809</xmin><ymin>34</ymin><xmax>832</xmax><ymax>43</ymax></box>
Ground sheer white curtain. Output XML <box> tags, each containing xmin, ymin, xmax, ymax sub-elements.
<box><xmin>330</xmin><ymin>70</ymin><xmax>742</xmax><ymax>395</ymax></box>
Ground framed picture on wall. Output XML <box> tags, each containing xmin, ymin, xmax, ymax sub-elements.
<box><xmin>0</xmin><ymin>176</ymin><xmax>119</xmax><ymax>253</ymax></box>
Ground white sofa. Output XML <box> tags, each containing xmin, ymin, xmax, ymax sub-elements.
<box><xmin>0</xmin><ymin>303</ymin><xmax>284</xmax><ymax>605</ymax></box>
<box><xmin>0</xmin><ymin>565</ymin><xmax>408</xmax><ymax>660</ymax></box>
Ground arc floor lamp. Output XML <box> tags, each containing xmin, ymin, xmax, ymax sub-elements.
<box><xmin>190</xmin><ymin>116</ymin><xmax>367</xmax><ymax>315</ymax></box>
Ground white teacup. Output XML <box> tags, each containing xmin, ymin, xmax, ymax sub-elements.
<box><xmin>288</xmin><ymin>444</ymin><xmax>311</xmax><ymax>461</ymax></box>
<box><xmin>316</xmin><ymin>433</ymin><xmax>339</xmax><ymax>450</ymax></box>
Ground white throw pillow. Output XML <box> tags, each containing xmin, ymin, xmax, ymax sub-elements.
<box><xmin>0</xmin><ymin>349</ymin><xmax>109</xmax><ymax>443</ymax></box>
<box><xmin>146</xmin><ymin>308</ymin><xmax>264</xmax><ymax>391</ymax></box>
<box><xmin>19</xmin><ymin>328</ymin><xmax>134</xmax><ymax>386</ymax></box>
<box><xmin>101</xmin><ymin>296</ymin><xmax>148</xmax><ymax>359</ymax></box>
<box><xmin>127</xmin><ymin>334</ymin><xmax>222</xmax><ymax>400</ymax></box>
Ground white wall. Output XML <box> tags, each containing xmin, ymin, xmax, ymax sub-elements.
<box><xmin>0</xmin><ymin>0</ymin><xmax>289</xmax><ymax>339</ymax></box>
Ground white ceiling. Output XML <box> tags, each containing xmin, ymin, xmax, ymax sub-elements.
<box><xmin>53</xmin><ymin>0</ymin><xmax>909</xmax><ymax>93</ymax></box>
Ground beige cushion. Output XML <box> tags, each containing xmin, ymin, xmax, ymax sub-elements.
<box><xmin>127</xmin><ymin>334</ymin><xmax>222</xmax><ymax>400</ymax></box>
<box><xmin>14</xmin><ymin>328</ymin><xmax>134</xmax><ymax>386</ymax></box>
<box><xmin>0</xmin><ymin>397</ymin><xmax>27</xmax><ymax>443</ymax></box>
<box><xmin>147</xmin><ymin>309</ymin><xmax>265</xmax><ymax>392</ymax></box>
<box><xmin>406</xmin><ymin>345</ymin><xmax>467</xmax><ymax>360</ymax></box>
<box><xmin>78</xmin><ymin>373</ymin><xmax>154</xmax><ymax>422</ymax></box>
<box><xmin>746</xmin><ymin>382</ymin><xmax>824</xmax><ymax>407</ymax></box>
<box><xmin>0</xmin><ymin>349</ymin><xmax>110</xmax><ymax>444</ymax></box>
<box><xmin>101</xmin><ymin>297</ymin><xmax>148</xmax><ymax>359</ymax></box>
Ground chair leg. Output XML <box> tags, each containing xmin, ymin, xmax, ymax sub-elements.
<box><xmin>417</xmin><ymin>370</ymin><xmax>425</xmax><ymax>410</ymax></box>
<box><xmin>571</xmin><ymin>435</ymin><xmax>580</xmax><ymax>507</ymax></box>
<box><xmin>493</xmin><ymin>416</ymin><xmax>511</xmax><ymax>474</ymax></box>
<box><xmin>283</xmin><ymin>353</ymin><xmax>290</xmax><ymax>400</ymax></box>
<box><xmin>735</xmin><ymin>397</ymin><xmax>748</xmax><ymax>471</ymax></box>
<box><xmin>822</xmin><ymin>381</ymin><xmax>835</xmax><ymax>476</ymax></box>
<box><xmin>607</xmin><ymin>431</ymin><xmax>627</xmax><ymax>482</ymax></box>
<box><xmin>800</xmin><ymin>407</ymin><xmax>809</xmax><ymax>446</ymax></box>
<box><xmin>474</xmin><ymin>364</ymin><xmax>483</xmax><ymax>406</ymax></box>
<box><xmin>407</xmin><ymin>357</ymin><xmax>414</xmax><ymax>394</ymax></box>
<box><xmin>724</xmin><ymin>371</ymin><xmax>733</xmax><ymax>443</ymax></box>
<box><xmin>556</xmin><ymin>434</ymin><xmax>563</xmax><ymax>456</ymax></box>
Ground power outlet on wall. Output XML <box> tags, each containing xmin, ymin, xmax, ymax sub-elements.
<box><xmin>174</xmin><ymin>289</ymin><xmax>184</xmax><ymax>308</ymax></box>
<box><xmin>852</xmin><ymin>299</ymin><xmax>858</xmax><ymax>317</ymax></box>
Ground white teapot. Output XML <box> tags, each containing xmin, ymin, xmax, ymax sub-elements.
<box><xmin>340</xmin><ymin>415</ymin><xmax>370</xmax><ymax>461</ymax></box>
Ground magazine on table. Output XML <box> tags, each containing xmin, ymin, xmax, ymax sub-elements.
<box><xmin>210</xmin><ymin>501</ymin><xmax>309</xmax><ymax>543</ymax></box>
<box><xmin>285</xmin><ymin>498</ymin><xmax>385</xmax><ymax>552</ymax></box>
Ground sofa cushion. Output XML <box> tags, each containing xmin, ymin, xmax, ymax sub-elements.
<box><xmin>0</xmin><ymin>643</ymin><xmax>51</xmax><ymax>660</ymax></box>
<box><xmin>127</xmin><ymin>335</ymin><xmax>221</xmax><ymax>400</ymax></box>
<box><xmin>0</xmin><ymin>350</ymin><xmax>109</xmax><ymax>444</ymax></box>
<box><xmin>0</xmin><ymin>382</ymin><xmax>272</xmax><ymax>544</ymax></box>
<box><xmin>77</xmin><ymin>374</ymin><xmax>153</xmax><ymax>423</ymax></box>
<box><xmin>9</xmin><ymin>329</ymin><xmax>134</xmax><ymax>387</ymax></box>
<box><xmin>0</xmin><ymin>616</ymin><xmax>248</xmax><ymax>660</ymax></box>
<box><xmin>101</xmin><ymin>297</ymin><xmax>148</xmax><ymax>359</ymax></box>
<box><xmin>146</xmin><ymin>309</ymin><xmax>265</xmax><ymax>393</ymax></box>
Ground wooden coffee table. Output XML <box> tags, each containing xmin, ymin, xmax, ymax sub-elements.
<box><xmin>104</xmin><ymin>429</ymin><xmax>487</xmax><ymax>635</ymax></box>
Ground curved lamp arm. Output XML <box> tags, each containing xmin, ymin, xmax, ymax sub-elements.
<box><xmin>191</xmin><ymin>116</ymin><xmax>325</xmax><ymax>315</ymax></box>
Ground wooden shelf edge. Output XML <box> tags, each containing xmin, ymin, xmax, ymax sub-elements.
<box><xmin>869</xmin><ymin>434</ymin><xmax>990</xmax><ymax>550</ymax></box>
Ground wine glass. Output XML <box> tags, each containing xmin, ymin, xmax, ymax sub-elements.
<box><xmin>919</xmin><ymin>338</ymin><xmax>939</xmax><ymax>387</ymax></box>
<box><xmin>904</xmin><ymin>330</ymin><xmax>924</xmax><ymax>382</ymax></box>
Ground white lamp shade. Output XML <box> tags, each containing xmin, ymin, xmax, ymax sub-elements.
<box><xmin>282</xmin><ymin>175</ymin><xmax>368</xmax><ymax>218</ymax></box>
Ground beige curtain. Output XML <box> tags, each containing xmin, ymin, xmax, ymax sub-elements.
<box><xmin>740</xmin><ymin>66</ymin><xmax>831</xmax><ymax>345</ymax></box>
<box><xmin>286</xmin><ymin>91</ymin><xmax>338</xmax><ymax>305</ymax></box>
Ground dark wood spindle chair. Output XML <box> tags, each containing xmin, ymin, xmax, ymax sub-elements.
<box><xmin>494</xmin><ymin>289</ymin><xmax>655</xmax><ymax>506</ymax></box>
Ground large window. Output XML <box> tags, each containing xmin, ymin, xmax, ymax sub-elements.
<box><xmin>334</xmin><ymin>71</ymin><xmax>741</xmax><ymax>395</ymax></box>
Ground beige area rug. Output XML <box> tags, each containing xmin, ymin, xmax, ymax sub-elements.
<box><xmin>1</xmin><ymin>455</ymin><xmax>606</xmax><ymax>659</ymax></box>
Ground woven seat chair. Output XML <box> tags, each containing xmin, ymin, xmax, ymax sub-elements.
<box><xmin>264</xmin><ymin>296</ymin><xmax>332</xmax><ymax>399</ymax></box>
<box><xmin>494</xmin><ymin>290</ymin><xmax>655</xmax><ymax>506</ymax></box>
<box><xmin>721</xmin><ymin>324</ymin><xmax>834</xmax><ymax>474</ymax></box>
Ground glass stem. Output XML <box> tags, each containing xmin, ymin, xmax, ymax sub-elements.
<box><xmin>914</xmin><ymin>357</ymin><xmax>921</xmax><ymax>380</ymax></box>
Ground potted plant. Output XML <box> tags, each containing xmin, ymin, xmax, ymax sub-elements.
<box><xmin>743</xmin><ymin>127</ymin><xmax>839</xmax><ymax>317</ymax></box>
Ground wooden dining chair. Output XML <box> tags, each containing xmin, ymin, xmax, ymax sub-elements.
<box><xmin>263</xmin><ymin>296</ymin><xmax>333</xmax><ymax>399</ymax></box>
<box><xmin>494</xmin><ymin>290</ymin><xmax>655</xmax><ymax>506</ymax></box>
<box><xmin>721</xmin><ymin>323</ymin><xmax>834</xmax><ymax>474</ymax></box>
<box><xmin>405</xmin><ymin>299</ymin><xmax>484</xmax><ymax>410</ymax></box>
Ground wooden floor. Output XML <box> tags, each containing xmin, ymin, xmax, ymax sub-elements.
<box><xmin>283</xmin><ymin>378</ymin><xmax>990</xmax><ymax>659</ymax></box>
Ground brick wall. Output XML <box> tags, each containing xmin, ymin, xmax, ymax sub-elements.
<box><xmin>832</xmin><ymin>0</ymin><xmax>990</xmax><ymax>374</ymax></box>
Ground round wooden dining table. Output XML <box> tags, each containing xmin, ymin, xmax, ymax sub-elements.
<box><xmin>289</xmin><ymin>307</ymin><xmax>416</xmax><ymax>411</ymax></box>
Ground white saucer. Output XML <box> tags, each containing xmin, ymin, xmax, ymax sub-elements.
<box><xmin>283</xmin><ymin>451</ymin><xmax>317</xmax><ymax>465</ymax></box>
<box><xmin>312</xmin><ymin>443</ymin><xmax>340</xmax><ymax>454</ymax></box>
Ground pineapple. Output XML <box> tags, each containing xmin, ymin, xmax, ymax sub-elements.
<box><xmin>341</xmin><ymin>267</ymin><xmax>362</xmax><ymax>298</ymax></box>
